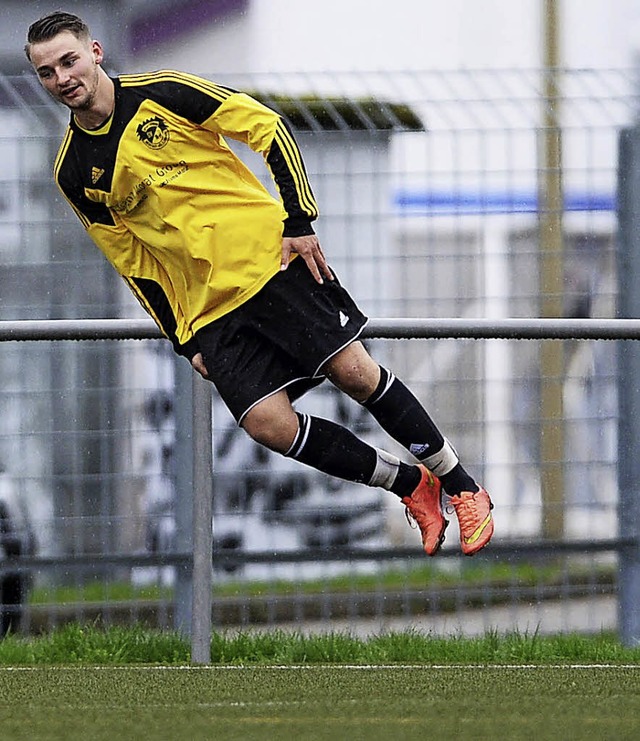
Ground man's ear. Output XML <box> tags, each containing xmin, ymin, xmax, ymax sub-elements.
<box><xmin>91</xmin><ymin>40</ymin><xmax>104</xmax><ymax>65</ymax></box>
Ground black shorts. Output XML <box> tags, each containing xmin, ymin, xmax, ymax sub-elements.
<box><xmin>196</xmin><ymin>257</ymin><xmax>368</xmax><ymax>423</ymax></box>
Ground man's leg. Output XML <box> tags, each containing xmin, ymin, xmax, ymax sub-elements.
<box><xmin>321</xmin><ymin>342</ymin><xmax>473</xmax><ymax>491</ymax></box>
<box><xmin>323</xmin><ymin>342</ymin><xmax>494</xmax><ymax>555</ymax></box>
<box><xmin>242</xmin><ymin>389</ymin><xmax>420</xmax><ymax>494</ymax></box>
<box><xmin>241</xmin><ymin>390</ymin><xmax>446</xmax><ymax>555</ymax></box>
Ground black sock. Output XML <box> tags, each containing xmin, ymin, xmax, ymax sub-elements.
<box><xmin>363</xmin><ymin>367</ymin><xmax>477</xmax><ymax>496</ymax></box>
<box><xmin>362</xmin><ymin>367</ymin><xmax>445</xmax><ymax>459</ymax></box>
<box><xmin>390</xmin><ymin>464</ymin><xmax>421</xmax><ymax>498</ymax></box>
<box><xmin>439</xmin><ymin>464</ymin><xmax>478</xmax><ymax>496</ymax></box>
<box><xmin>285</xmin><ymin>413</ymin><xmax>421</xmax><ymax>497</ymax></box>
<box><xmin>286</xmin><ymin>413</ymin><xmax>378</xmax><ymax>483</ymax></box>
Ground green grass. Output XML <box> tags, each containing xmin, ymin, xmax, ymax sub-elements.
<box><xmin>0</xmin><ymin>625</ymin><xmax>189</xmax><ymax>666</ymax></box>
<box><xmin>1</xmin><ymin>663</ymin><xmax>639</xmax><ymax>740</ymax></box>
<box><xmin>1</xmin><ymin>624</ymin><xmax>640</xmax><ymax>666</ymax></box>
<box><xmin>1</xmin><ymin>626</ymin><xmax>639</xmax><ymax>740</ymax></box>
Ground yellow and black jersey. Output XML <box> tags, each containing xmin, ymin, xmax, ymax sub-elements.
<box><xmin>54</xmin><ymin>70</ymin><xmax>319</xmax><ymax>357</ymax></box>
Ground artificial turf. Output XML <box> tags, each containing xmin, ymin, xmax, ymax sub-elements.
<box><xmin>0</xmin><ymin>664</ymin><xmax>639</xmax><ymax>740</ymax></box>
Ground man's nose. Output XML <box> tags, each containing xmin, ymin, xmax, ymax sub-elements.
<box><xmin>55</xmin><ymin>68</ymin><xmax>72</xmax><ymax>86</ymax></box>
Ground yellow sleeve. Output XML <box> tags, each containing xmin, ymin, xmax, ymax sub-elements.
<box><xmin>204</xmin><ymin>92</ymin><xmax>319</xmax><ymax>232</ymax></box>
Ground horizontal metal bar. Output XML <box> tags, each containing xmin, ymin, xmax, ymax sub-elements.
<box><xmin>365</xmin><ymin>317</ymin><xmax>640</xmax><ymax>340</ymax></box>
<box><xmin>0</xmin><ymin>537</ymin><xmax>633</xmax><ymax>573</ymax></box>
<box><xmin>0</xmin><ymin>319</ymin><xmax>162</xmax><ymax>341</ymax></box>
<box><xmin>2</xmin><ymin>317</ymin><xmax>640</xmax><ymax>342</ymax></box>
<box><xmin>0</xmin><ymin>552</ymin><xmax>192</xmax><ymax>571</ymax></box>
<box><xmin>207</xmin><ymin>537</ymin><xmax>634</xmax><ymax>564</ymax></box>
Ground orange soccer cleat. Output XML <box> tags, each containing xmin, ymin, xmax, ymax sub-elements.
<box><xmin>402</xmin><ymin>465</ymin><xmax>447</xmax><ymax>556</ymax></box>
<box><xmin>449</xmin><ymin>487</ymin><xmax>494</xmax><ymax>556</ymax></box>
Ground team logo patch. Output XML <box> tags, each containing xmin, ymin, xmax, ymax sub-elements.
<box><xmin>136</xmin><ymin>116</ymin><xmax>170</xmax><ymax>149</ymax></box>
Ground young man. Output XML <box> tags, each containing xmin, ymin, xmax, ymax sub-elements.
<box><xmin>25</xmin><ymin>11</ymin><xmax>494</xmax><ymax>556</ymax></box>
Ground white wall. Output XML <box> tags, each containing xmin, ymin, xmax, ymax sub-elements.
<box><xmin>132</xmin><ymin>0</ymin><xmax>640</xmax><ymax>75</ymax></box>
<box><xmin>248</xmin><ymin>0</ymin><xmax>540</xmax><ymax>71</ymax></box>
<box><xmin>562</xmin><ymin>0</ymin><xmax>640</xmax><ymax>69</ymax></box>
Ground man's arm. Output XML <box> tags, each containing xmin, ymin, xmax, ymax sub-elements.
<box><xmin>206</xmin><ymin>93</ymin><xmax>332</xmax><ymax>281</ymax></box>
<box><xmin>54</xmin><ymin>128</ymin><xmax>199</xmax><ymax>360</ymax></box>
<box><xmin>88</xmin><ymin>220</ymin><xmax>200</xmax><ymax>359</ymax></box>
<box><xmin>263</xmin><ymin>116</ymin><xmax>319</xmax><ymax>235</ymax></box>
<box><xmin>55</xmin><ymin>156</ymin><xmax>199</xmax><ymax>358</ymax></box>
<box><xmin>136</xmin><ymin>75</ymin><xmax>330</xmax><ymax>282</ymax></box>
<box><xmin>127</xmin><ymin>73</ymin><xmax>319</xmax><ymax>238</ymax></box>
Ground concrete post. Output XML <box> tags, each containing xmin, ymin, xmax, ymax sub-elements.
<box><xmin>616</xmin><ymin>125</ymin><xmax>640</xmax><ymax>646</ymax></box>
<box><xmin>190</xmin><ymin>372</ymin><xmax>213</xmax><ymax>664</ymax></box>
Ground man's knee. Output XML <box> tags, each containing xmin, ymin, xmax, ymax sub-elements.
<box><xmin>241</xmin><ymin>398</ymin><xmax>299</xmax><ymax>453</ymax></box>
<box><xmin>323</xmin><ymin>342</ymin><xmax>381</xmax><ymax>402</ymax></box>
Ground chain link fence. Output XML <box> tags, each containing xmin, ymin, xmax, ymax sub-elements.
<box><xmin>0</xmin><ymin>68</ymin><xmax>637</xmax><ymax>638</ymax></box>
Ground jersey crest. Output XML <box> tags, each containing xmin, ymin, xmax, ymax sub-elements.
<box><xmin>136</xmin><ymin>116</ymin><xmax>170</xmax><ymax>149</ymax></box>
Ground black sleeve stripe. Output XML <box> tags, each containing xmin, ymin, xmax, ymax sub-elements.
<box><xmin>274</xmin><ymin>128</ymin><xmax>315</xmax><ymax>213</ymax></box>
<box><xmin>126</xmin><ymin>276</ymin><xmax>180</xmax><ymax>348</ymax></box>
<box><xmin>278</xmin><ymin>122</ymin><xmax>318</xmax><ymax>213</ymax></box>
<box><xmin>269</xmin><ymin>120</ymin><xmax>318</xmax><ymax>219</ymax></box>
<box><xmin>266</xmin><ymin>140</ymin><xmax>308</xmax><ymax>221</ymax></box>
<box><xmin>120</xmin><ymin>70</ymin><xmax>235</xmax><ymax>104</ymax></box>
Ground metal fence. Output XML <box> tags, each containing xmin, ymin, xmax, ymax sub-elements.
<box><xmin>0</xmin><ymin>68</ymin><xmax>638</xmax><ymax>648</ymax></box>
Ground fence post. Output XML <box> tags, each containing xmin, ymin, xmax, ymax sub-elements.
<box><xmin>190</xmin><ymin>372</ymin><xmax>213</xmax><ymax>664</ymax></box>
<box><xmin>617</xmin><ymin>124</ymin><xmax>640</xmax><ymax>646</ymax></box>
<box><xmin>173</xmin><ymin>358</ymin><xmax>194</xmax><ymax>636</ymax></box>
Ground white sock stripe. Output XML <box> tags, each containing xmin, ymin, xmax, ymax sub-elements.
<box><xmin>422</xmin><ymin>438</ymin><xmax>459</xmax><ymax>477</ymax></box>
<box><xmin>368</xmin><ymin>367</ymin><xmax>396</xmax><ymax>406</ymax></box>
<box><xmin>285</xmin><ymin>414</ymin><xmax>311</xmax><ymax>458</ymax></box>
<box><xmin>368</xmin><ymin>448</ymin><xmax>401</xmax><ymax>489</ymax></box>
<box><xmin>381</xmin><ymin>369</ymin><xmax>396</xmax><ymax>397</ymax></box>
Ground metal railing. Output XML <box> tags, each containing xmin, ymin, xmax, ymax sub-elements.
<box><xmin>4</xmin><ymin>316</ymin><xmax>640</xmax><ymax>341</ymax></box>
<box><xmin>1</xmin><ymin>317</ymin><xmax>639</xmax><ymax>659</ymax></box>
<box><xmin>1</xmin><ymin>65</ymin><xmax>636</xmax><ymax>656</ymax></box>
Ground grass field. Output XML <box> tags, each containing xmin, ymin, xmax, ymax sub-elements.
<box><xmin>0</xmin><ymin>627</ymin><xmax>639</xmax><ymax>740</ymax></box>
<box><xmin>1</xmin><ymin>663</ymin><xmax>640</xmax><ymax>740</ymax></box>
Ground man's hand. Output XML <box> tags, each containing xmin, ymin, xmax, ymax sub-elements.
<box><xmin>281</xmin><ymin>235</ymin><xmax>334</xmax><ymax>284</ymax></box>
<box><xmin>191</xmin><ymin>352</ymin><xmax>209</xmax><ymax>378</ymax></box>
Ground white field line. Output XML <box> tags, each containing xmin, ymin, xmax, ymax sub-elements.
<box><xmin>0</xmin><ymin>700</ymin><xmax>362</xmax><ymax>710</ymax></box>
<box><xmin>0</xmin><ymin>664</ymin><xmax>639</xmax><ymax>671</ymax></box>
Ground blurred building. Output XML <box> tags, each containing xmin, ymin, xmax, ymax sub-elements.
<box><xmin>0</xmin><ymin>1</ymin><xmax>636</xmax><ymax>587</ymax></box>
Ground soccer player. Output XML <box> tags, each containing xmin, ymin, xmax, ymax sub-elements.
<box><xmin>25</xmin><ymin>11</ymin><xmax>494</xmax><ymax>556</ymax></box>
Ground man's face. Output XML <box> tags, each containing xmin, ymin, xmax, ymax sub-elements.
<box><xmin>28</xmin><ymin>30</ymin><xmax>103</xmax><ymax>112</ymax></box>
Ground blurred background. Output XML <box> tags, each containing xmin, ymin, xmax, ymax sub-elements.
<box><xmin>0</xmin><ymin>0</ymin><xmax>639</xmax><ymax>638</ymax></box>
